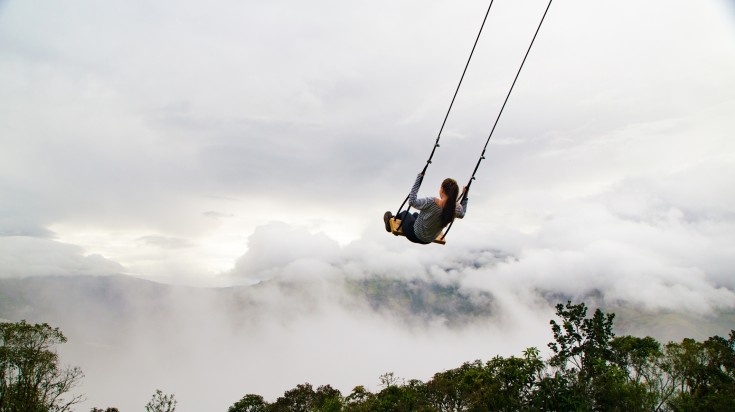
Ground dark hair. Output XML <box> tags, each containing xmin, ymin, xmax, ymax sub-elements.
<box><xmin>440</xmin><ymin>178</ymin><xmax>460</xmax><ymax>226</ymax></box>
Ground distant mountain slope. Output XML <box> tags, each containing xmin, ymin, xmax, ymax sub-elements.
<box><xmin>0</xmin><ymin>275</ymin><xmax>731</xmax><ymax>343</ymax></box>
<box><xmin>0</xmin><ymin>275</ymin><xmax>168</xmax><ymax>325</ymax></box>
<box><xmin>346</xmin><ymin>277</ymin><xmax>495</xmax><ymax>324</ymax></box>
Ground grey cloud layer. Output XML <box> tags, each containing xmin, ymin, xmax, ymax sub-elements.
<box><xmin>0</xmin><ymin>0</ymin><xmax>734</xmax><ymax>278</ymax></box>
<box><xmin>0</xmin><ymin>237</ymin><xmax>124</xmax><ymax>278</ymax></box>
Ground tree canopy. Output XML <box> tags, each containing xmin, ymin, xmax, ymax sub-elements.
<box><xmin>2</xmin><ymin>302</ymin><xmax>732</xmax><ymax>411</ymax></box>
<box><xmin>0</xmin><ymin>320</ymin><xmax>84</xmax><ymax>412</ymax></box>
<box><xmin>229</xmin><ymin>301</ymin><xmax>735</xmax><ymax>412</ymax></box>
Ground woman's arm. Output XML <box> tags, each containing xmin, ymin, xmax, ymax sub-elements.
<box><xmin>408</xmin><ymin>174</ymin><xmax>433</xmax><ymax>210</ymax></box>
<box><xmin>455</xmin><ymin>186</ymin><xmax>469</xmax><ymax>218</ymax></box>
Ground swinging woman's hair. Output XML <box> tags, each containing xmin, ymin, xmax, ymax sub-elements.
<box><xmin>440</xmin><ymin>178</ymin><xmax>460</xmax><ymax>226</ymax></box>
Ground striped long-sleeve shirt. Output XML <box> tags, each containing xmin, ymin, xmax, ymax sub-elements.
<box><xmin>408</xmin><ymin>174</ymin><xmax>468</xmax><ymax>243</ymax></box>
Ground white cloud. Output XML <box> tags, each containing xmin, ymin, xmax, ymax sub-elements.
<box><xmin>232</xmin><ymin>222</ymin><xmax>342</xmax><ymax>281</ymax></box>
<box><xmin>227</xmin><ymin>179</ymin><xmax>735</xmax><ymax>315</ymax></box>
<box><xmin>0</xmin><ymin>236</ymin><xmax>124</xmax><ymax>278</ymax></box>
<box><xmin>135</xmin><ymin>235</ymin><xmax>196</xmax><ymax>250</ymax></box>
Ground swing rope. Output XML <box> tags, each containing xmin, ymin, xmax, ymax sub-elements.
<box><xmin>441</xmin><ymin>0</ymin><xmax>553</xmax><ymax>241</ymax></box>
<box><xmin>395</xmin><ymin>0</ymin><xmax>496</xmax><ymax>229</ymax></box>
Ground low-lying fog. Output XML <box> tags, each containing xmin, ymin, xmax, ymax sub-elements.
<box><xmin>5</xmin><ymin>215</ymin><xmax>732</xmax><ymax>411</ymax></box>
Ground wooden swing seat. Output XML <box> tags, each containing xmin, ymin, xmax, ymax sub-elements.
<box><xmin>389</xmin><ymin>217</ymin><xmax>447</xmax><ymax>245</ymax></box>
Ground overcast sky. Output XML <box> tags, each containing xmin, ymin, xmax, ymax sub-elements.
<box><xmin>2</xmin><ymin>0</ymin><xmax>735</xmax><ymax>292</ymax></box>
<box><xmin>3</xmin><ymin>0</ymin><xmax>735</xmax><ymax>409</ymax></box>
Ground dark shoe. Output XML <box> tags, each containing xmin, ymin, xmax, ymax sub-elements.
<box><xmin>383</xmin><ymin>211</ymin><xmax>393</xmax><ymax>232</ymax></box>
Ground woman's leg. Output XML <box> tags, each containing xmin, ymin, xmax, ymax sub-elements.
<box><xmin>396</xmin><ymin>211</ymin><xmax>424</xmax><ymax>243</ymax></box>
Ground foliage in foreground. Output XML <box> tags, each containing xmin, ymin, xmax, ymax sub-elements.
<box><xmin>0</xmin><ymin>320</ymin><xmax>177</xmax><ymax>412</ymax></box>
<box><xmin>145</xmin><ymin>389</ymin><xmax>178</xmax><ymax>412</ymax></box>
<box><xmin>229</xmin><ymin>302</ymin><xmax>735</xmax><ymax>412</ymax></box>
<box><xmin>0</xmin><ymin>320</ymin><xmax>84</xmax><ymax>412</ymax></box>
<box><xmin>1</xmin><ymin>302</ymin><xmax>732</xmax><ymax>411</ymax></box>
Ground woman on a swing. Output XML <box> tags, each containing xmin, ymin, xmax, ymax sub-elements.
<box><xmin>384</xmin><ymin>173</ymin><xmax>469</xmax><ymax>244</ymax></box>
